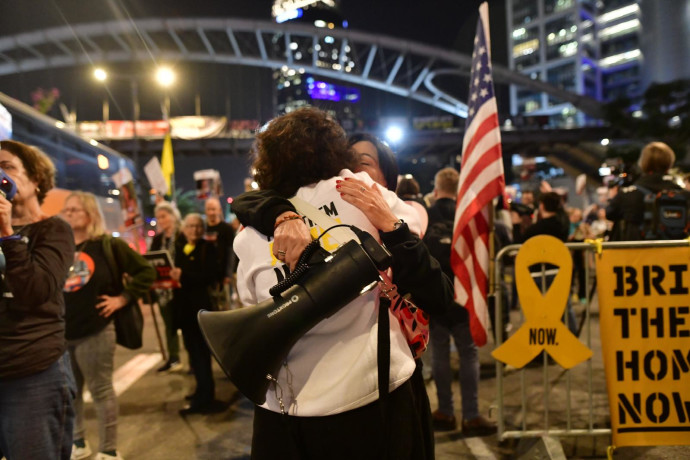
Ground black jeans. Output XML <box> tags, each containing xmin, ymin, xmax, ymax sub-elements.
<box><xmin>181</xmin><ymin>319</ymin><xmax>215</xmax><ymax>406</ymax></box>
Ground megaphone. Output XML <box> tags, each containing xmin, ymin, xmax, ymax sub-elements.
<box><xmin>198</xmin><ymin>234</ymin><xmax>391</xmax><ymax>405</ymax></box>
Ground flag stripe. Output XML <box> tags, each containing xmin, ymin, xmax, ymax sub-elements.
<box><xmin>459</xmin><ymin>102</ymin><xmax>500</xmax><ymax>178</ymax></box>
<box><xmin>457</xmin><ymin>132</ymin><xmax>501</xmax><ymax>208</ymax></box>
<box><xmin>454</xmin><ymin>154</ymin><xmax>503</xmax><ymax>236</ymax></box>
<box><xmin>451</xmin><ymin>2</ymin><xmax>504</xmax><ymax>347</ymax></box>
<box><xmin>460</xmin><ymin>106</ymin><xmax>499</xmax><ymax>166</ymax></box>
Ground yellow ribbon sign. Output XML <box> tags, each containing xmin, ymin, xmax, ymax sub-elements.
<box><xmin>597</xmin><ymin>245</ymin><xmax>690</xmax><ymax>447</ymax></box>
<box><xmin>492</xmin><ymin>235</ymin><xmax>592</xmax><ymax>369</ymax></box>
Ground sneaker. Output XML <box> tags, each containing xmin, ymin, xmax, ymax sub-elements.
<box><xmin>462</xmin><ymin>415</ymin><xmax>497</xmax><ymax>437</ymax></box>
<box><xmin>94</xmin><ymin>452</ymin><xmax>123</xmax><ymax>460</ymax></box>
<box><xmin>157</xmin><ymin>359</ymin><xmax>181</xmax><ymax>373</ymax></box>
<box><xmin>431</xmin><ymin>410</ymin><xmax>457</xmax><ymax>431</ymax></box>
<box><xmin>71</xmin><ymin>440</ymin><xmax>92</xmax><ymax>460</ymax></box>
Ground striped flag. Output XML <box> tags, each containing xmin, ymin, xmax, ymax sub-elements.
<box><xmin>161</xmin><ymin>131</ymin><xmax>175</xmax><ymax>196</ymax></box>
<box><xmin>451</xmin><ymin>2</ymin><xmax>505</xmax><ymax>347</ymax></box>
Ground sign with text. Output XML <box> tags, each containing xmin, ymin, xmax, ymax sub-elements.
<box><xmin>597</xmin><ymin>246</ymin><xmax>690</xmax><ymax>447</ymax></box>
<box><xmin>143</xmin><ymin>157</ymin><xmax>168</xmax><ymax>196</ymax></box>
<box><xmin>144</xmin><ymin>250</ymin><xmax>179</xmax><ymax>289</ymax></box>
<box><xmin>492</xmin><ymin>235</ymin><xmax>592</xmax><ymax>369</ymax></box>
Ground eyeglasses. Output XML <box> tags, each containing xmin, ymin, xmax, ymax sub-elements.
<box><xmin>61</xmin><ymin>207</ymin><xmax>85</xmax><ymax>215</ymax></box>
<box><xmin>185</xmin><ymin>223</ymin><xmax>203</xmax><ymax>228</ymax></box>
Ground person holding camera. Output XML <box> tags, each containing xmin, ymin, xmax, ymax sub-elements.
<box><xmin>606</xmin><ymin>141</ymin><xmax>686</xmax><ymax>241</ymax></box>
<box><xmin>0</xmin><ymin>140</ymin><xmax>76</xmax><ymax>460</ymax></box>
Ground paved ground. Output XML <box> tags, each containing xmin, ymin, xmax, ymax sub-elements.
<box><xmin>79</xmin><ymin>294</ymin><xmax>690</xmax><ymax>459</ymax></box>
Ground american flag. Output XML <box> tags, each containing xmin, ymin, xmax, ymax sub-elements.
<box><xmin>451</xmin><ymin>2</ymin><xmax>505</xmax><ymax>347</ymax></box>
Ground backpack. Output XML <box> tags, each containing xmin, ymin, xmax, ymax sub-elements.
<box><xmin>423</xmin><ymin>219</ymin><xmax>454</xmax><ymax>280</ymax></box>
<box><xmin>635</xmin><ymin>186</ymin><xmax>690</xmax><ymax>240</ymax></box>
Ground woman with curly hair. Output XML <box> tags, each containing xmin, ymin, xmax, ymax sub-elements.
<box><xmin>0</xmin><ymin>140</ymin><xmax>76</xmax><ymax>460</ymax></box>
<box><xmin>234</xmin><ymin>107</ymin><xmax>427</xmax><ymax>459</ymax></box>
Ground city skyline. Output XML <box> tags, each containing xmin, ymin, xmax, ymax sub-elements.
<box><xmin>0</xmin><ymin>0</ymin><xmax>508</xmax><ymax>124</ymax></box>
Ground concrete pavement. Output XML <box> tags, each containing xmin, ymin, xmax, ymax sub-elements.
<box><xmin>77</xmin><ymin>299</ymin><xmax>690</xmax><ymax>459</ymax></box>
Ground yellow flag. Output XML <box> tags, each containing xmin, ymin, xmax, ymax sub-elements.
<box><xmin>161</xmin><ymin>132</ymin><xmax>174</xmax><ymax>194</ymax></box>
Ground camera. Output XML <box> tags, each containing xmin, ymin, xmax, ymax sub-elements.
<box><xmin>0</xmin><ymin>169</ymin><xmax>16</xmax><ymax>201</ymax></box>
<box><xmin>510</xmin><ymin>201</ymin><xmax>534</xmax><ymax>217</ymax></box>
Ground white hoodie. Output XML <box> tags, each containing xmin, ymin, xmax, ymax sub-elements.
<box><xmin>235</xmin><ymin>169</ymin><xmax>421</xmax><ymax>416</ymax></box>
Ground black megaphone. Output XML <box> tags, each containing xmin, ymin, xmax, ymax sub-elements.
<box><xmin>197</xmin><ymin>235</ymin><xmax>391</xmax><ymax>405</ymax></box>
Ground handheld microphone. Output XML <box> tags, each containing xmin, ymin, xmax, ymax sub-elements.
<box><xmin>0</xmin><ymin>169</ymin><xmax>17</xmax><ymax>201</ymax></box>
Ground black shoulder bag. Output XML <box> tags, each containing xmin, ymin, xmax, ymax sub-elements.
<box><xmin>102</xmin><ymin>236</ymin><xmax>144</xmax><ymax>349</ymax></box>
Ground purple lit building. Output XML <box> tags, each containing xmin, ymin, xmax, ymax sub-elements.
<box><xmin>271</xmin><ymin>0</ymin><xmax>361</xmax><ymax>129</ymax></box>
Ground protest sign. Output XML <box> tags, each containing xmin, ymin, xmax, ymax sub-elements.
<box><xmin>144</xmin><ymin>250</ymin><xmax>179</xmax><ymax>289</ymax></box>
<box><xmin>492</xmin><ymin>235</ymin><xmax>592</xmax><ymax>369</ymax></box>
<box><xmin>597</xmin><ymin>246</ymin><xmax>690</xmax><ymax>446</ymax></box>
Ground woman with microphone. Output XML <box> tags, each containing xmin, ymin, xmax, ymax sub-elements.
<box><xmin>0</xmin><ymin>140</ymin><xmax>76</xmax><ymax>460</ymax></box>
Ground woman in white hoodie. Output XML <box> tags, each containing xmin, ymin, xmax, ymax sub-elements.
<box><xmin>235</xmin><ymin>107</ymin><xmax>424</xmax><ymax>459</ymax></box>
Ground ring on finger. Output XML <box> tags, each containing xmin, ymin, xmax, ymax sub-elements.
<box><xmin>277</xmin><ymin>250</ymin><xmax>286</xmax><ymax>257</ymax></box>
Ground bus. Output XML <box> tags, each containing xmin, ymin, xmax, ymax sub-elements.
<box><xmin>0</xmin><ymin>92</ymin><xmax>146</xmax><ymax>251</ymax></box>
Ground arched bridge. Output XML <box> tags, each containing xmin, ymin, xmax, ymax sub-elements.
<box><xmin>0</xmin><ymin>17</ymin><xmax>602</xmax><ymax>118</ymax></box>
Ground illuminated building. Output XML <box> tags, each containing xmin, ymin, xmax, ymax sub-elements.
<box><xmin>271</xmin><ymin>0</ymin><xmax>361</xmax><ymax>129</ymax></box>
<box><xmin>506</xmin><ymin>0</ymin><xmax>690</xmax><ymax>126</ymax></box>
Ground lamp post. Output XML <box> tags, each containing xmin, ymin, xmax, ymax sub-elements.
<box><xmin>155</xmin><ymin>66</ymin><xmax>176</xmax><ymax>122</ymax></box>
<box><xmin>93</xmin><ymin>66</ymin><xmax>176</xmax><ymax>168</ymax></box>
<box><xmin>93</xmin><ymin>66</ymin><xmax>176</xmax><ymax>213</ymax></box>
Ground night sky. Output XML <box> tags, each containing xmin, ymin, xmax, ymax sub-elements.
<box><xmin>0</xmin><ymin>0</ymin><xmax>508</xmax><ymax>123</ymax></box>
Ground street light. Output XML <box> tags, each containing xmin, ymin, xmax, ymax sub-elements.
<box><xmin>155</xmin><ymin>67</ymin><xmax>176</xmax><ymax>88</ymax></box>
<box><xmin>94</xmin><ymin>67</ymin><xmax>108</xmax><ymax>82</ymax></box>
<box><xmin>384</xmin><ymin>125</ymin><xmax>404</xmax><ymax>144</ymax></box>
<box><xmin>92</xmin><ymin>65</ymin><xmax>177</xmax><ymax>206</ymax></box>
<box><xmin>154</xmin><ymin>66</ymin><xmax>176</xmax><ymax>121</ymax></box>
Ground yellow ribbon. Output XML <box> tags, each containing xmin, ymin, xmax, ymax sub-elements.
<box><xmin>492</xmin><ymin>235</ymin><xmax>592</xmax><ymax>369</ymax></box>
<box><xmin>606</xmin><ymin>445</ymin><xmax>616</xmax><ymax>460</ymax></box>
<box><xmin>585</xmin><ymin>237</ymin><xmax>604</xmax><ymax>255</ymax></box>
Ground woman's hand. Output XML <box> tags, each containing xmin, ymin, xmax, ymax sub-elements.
<box><xmin>0</xmin><ymin>195</ymin><xmax>13</xmax><ymax>237</ymax></box>
<box><xmin>273</xmin><ymin>212</ymin><xmax>311</xmax><ymax>271</ymax></box>
<box><xmin>170</xmin><ymin>267</ymin><xmax>182</xmax><ymax>282</ymax></box>
<box><xmin>337</xmin><ymin>178</ymin><xmax>399</xmax><ymax>232</ymax></box>
<box><xmin>96</xmin><ymin>294</ymin><xmax>129</xmax><ymax>318</ymax></box>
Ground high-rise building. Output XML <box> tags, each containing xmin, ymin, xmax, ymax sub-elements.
<box><xmin>271</xmin><ymin>0</ymin><xmax>361</xmax><ymax>129</ymax></box>
<box><xmin>507</xmin><ymin>0</ymin><xmax>600</xmax><ymax>127</ymax></box>
<box><xmin>506</xmin><ymin>0</ymin><xmax>690</xmax><ymax>126</ymax></box>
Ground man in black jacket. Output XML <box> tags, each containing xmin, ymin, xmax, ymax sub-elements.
<box><xmin>204</xmin><ymin>197</ymin><xmax>235</xmax><ymax>310</ymax></box>
<box><xmin>424</xmin><ymin>167</ymin><xmax>496</xmax><ymax>436</ymax></box>
<box><xmin>606</xmin><ymin>141</ymin><xmax>687</xmax><ymax>241</ymax></box>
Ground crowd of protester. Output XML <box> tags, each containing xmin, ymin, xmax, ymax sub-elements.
<box><xmin>2</xmin><ymin>108</ymin><xmax>687</xmax><ymax>459</ymax></box>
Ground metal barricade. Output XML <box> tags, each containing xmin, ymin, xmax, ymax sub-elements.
<box><xmin>493</xmin><ymin>239</ymin><xmax>690</xmax><ymax>442</ymax></box>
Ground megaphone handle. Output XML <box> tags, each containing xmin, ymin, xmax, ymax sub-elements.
<box><xmin>268</xmin><ymin>239</ymin><xmax>324</xmax><ymax>297</ymax></box>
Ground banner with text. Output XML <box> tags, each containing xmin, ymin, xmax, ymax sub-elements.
<box><xmin>597</xmin><ymin>246</ymin><xmax>690</xmax><ymax>447</ymax></box>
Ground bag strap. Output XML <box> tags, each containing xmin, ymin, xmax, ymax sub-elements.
<box><xmin>101</xmin><ymin>235</ymin><xmax>123</xmax><ymax>291</ymax></box>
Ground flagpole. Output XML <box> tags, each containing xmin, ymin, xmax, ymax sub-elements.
<box><xmin>487</xmin><ymin>199</ymin><xmax>497</xmax><ymax>344</ymax></box>
<box><xmin>451</xmin><ymin>1</ymin><xmax>505</xmax><ymax>347</ymax></box>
